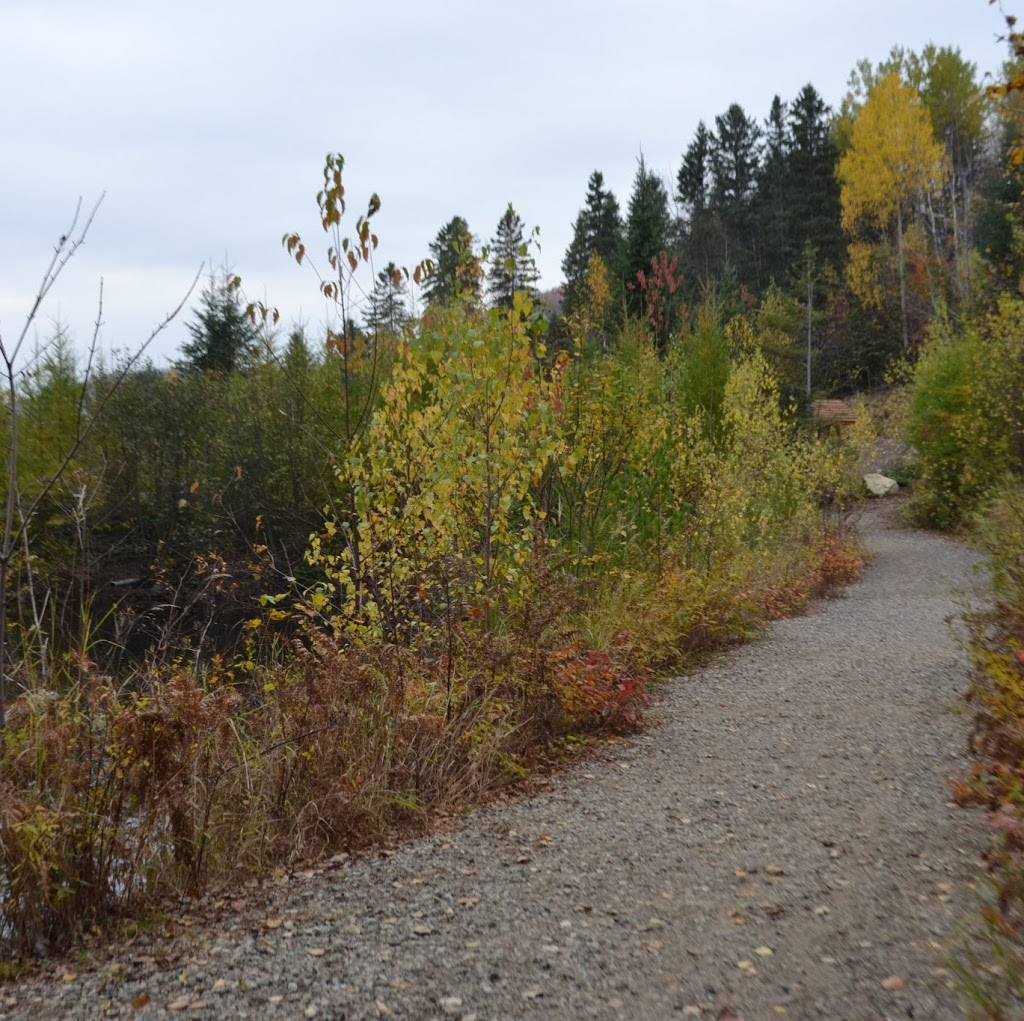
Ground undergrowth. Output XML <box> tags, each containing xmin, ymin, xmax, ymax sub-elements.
<box><xmin>0</xmin><ymin>159</ymin><xmax>868</xmax><ymax>960</ymax></box>
<box><xmin>950</xmin><ymin>481</ymin><xmax>1024</xmax><ymax>1019</ymax></box>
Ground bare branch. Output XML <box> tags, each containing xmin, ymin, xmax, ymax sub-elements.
<box><xmin>76</xmin><ymin>277</ymin><xmax>104</xmax><ymax>442</ymax></box>
<box><xmin>9</xmin><ymin>194</ymin><xmax>105</xmax><ymax>368</ymax></box>
<box><xmin>12</xmin><ymin>262</ymin><xmax>204</xmax><ymax>550</ymax></box>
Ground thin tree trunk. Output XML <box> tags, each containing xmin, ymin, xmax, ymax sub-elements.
<box><xmin>896</xmin><ymin>202</ymin><xmax>909</xmax><ymax>353</ymax></box>
<box><xmin>806</xmin><ymin>255</ymin><xmax>814</xmax><ymax>396</ymax></box>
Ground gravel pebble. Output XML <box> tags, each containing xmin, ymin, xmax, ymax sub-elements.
<box><xmin>3</xmin><ymin>509</ymin><xmax>992</xmax><ymax>1020</ymax></box>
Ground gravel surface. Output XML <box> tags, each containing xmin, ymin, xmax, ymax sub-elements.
<box><xmin>2</xmin><ymin>509</ymin><xmax>994</xmax><ymax>1021</ymax></box>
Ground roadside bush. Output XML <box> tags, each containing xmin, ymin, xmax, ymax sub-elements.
<box><xmin>952</xmin><ymin>479</ymin><xmax>1024</xmax><ymax>1016</ymax></box>
<box><xmin>908</xmin><ymin>297</ymin><xmax>1024</xmax><ymax>529</ymax></box>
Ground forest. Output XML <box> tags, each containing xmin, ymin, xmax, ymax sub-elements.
<box><xmin>1</xmin><ymin>27</ymin><xmax>1024</xmax><ymax>1002</ymax></box>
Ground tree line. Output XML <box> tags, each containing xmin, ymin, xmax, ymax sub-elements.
<box><xmin>395</xmin><ymin>43</ymin><xmax>1003</xmax><ymax>395</ymax></box>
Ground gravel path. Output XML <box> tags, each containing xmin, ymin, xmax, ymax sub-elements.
<box><xmin>3</xmin><ymin>511</ymin><xmax>993</xmax><ymax>1021</ymax></box>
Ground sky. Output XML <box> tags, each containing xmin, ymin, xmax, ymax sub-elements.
<box><xmin>0</xmin><ymin>0</ymin><xmax>1012</xmax><ymax>366</ymax></box>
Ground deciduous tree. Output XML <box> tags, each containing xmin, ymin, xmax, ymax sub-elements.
<box><xmin>838</xmin><ymin>72</ymin><xmax>947</xmax><ymax>352</ymax></box>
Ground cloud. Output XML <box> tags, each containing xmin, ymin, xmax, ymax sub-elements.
<box><xmin>0</xmin><ymin>0</ymin><xmax>1007</xmax><ymax>363</ymax></box>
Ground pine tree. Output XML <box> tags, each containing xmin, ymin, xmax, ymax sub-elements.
<box><xmin>622</xmin><ymin>156</ymin><xmax>673</xmax><ymax>316</ymax></box>
<box><xmin>487</xmin><ymin>203</ymin><xmax>539</xmax><ymax>309</ymax></box>
<box><xmin>424</xmin><ymin>216</ymin><xmax>482</xmax><ymax>308</ymax></box>
<box><xmin>179</xmin><ymin>268</ymin><xmax>258</xmax><ymax>373</ymax></box>
<box><xmin>561</xmin><ymin>171</ymin><xmax>622</xmax><ymax>319</ymax></box>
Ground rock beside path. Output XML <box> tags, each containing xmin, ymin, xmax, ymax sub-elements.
<box><xmin>864</xmin><ymin>472</ymin><xmax>900</xmax><ymax>497</ymax></box>
<box><xmin>4</xmin><ymin>514</ymin><xmax>991</xmax><ymax>1021</ymax></box>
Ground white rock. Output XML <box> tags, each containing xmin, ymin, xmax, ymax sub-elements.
<box><xmin>863</xmin><ymin>473</ymin><xmax>899</xmax><ymax>497</ymax></box>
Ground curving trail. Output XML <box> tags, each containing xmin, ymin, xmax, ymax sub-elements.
<box><xmin>6</xmin><ymin>509</ymin><xmax>992</xmax><ymax>1020</ymax></box>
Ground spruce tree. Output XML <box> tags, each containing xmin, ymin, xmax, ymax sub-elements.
<box><xmin>710</xmin><ymin>103</ymin><xmax>762</xmax><ymax>289</ymax></box>
<box><xmin>179</xmin><ymin>268</ymin><xmax>258</xmax><ymax>373</ymax></box>
<box><xmin>785</xmin><ymin>84</ymin><xmax>843</xmax><ymax>271</ymax></box>
<box><xmin>676</xmin><ymin>121</ymin><xmax>713</xmax><ymax>217</ymax></box>
<box><xmin>424</xmin><ymin>216</ymin><xmax>482</xmax><ymax>308</ymax></box>
<box><xmin>677</xmin><ymin>121</ymin><xmax>727</xmax><ymax>284</ymax></box>
<box><xmin>487</xmin><ymin>203</ymin><xmax>539</xmax><ymax>309</ymax></box>
<box><xmin>364</xmin><ymin>261</ymin><xmax>408</xmax><ymax>335</ymax></box>
<box><xmin>754</xmin><ymin>95</ymin><xmax>792</xmax><ymax>287</ymax></box>
<box><xmin>622</xmin><ymin>156</ymin><xmax>673</xmax><ymax>316</ymax></box>
<box><xmin>561</xmin><ymin>171</ymin><xmax>622</xmax><ymax>319</ymax></box>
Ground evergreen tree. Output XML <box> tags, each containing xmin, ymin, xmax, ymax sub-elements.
<box><xmin>710</xmin><ymin>103</ymin><xmax>762</xmax><ymax>288</ymax></box>
<box><xmin>785</xmin><ymin>84</ymin><xmax>844</xmax><ymax>271</ymax></box>
<box><xmin>622</xmin><ymin>156</ymin><xmax>673</xmax><ymax>316</ymax></box>
<box><xmin>179</xmin><ymin>268</ymin><xmax>258</xmax><ymax>373</ymax></box>
<box><xmin>677</xmin><ymin>121</ymin><xmax>727</xmax><ymax>284</ymax></box>
<box><xmin>364</xmin><ymin>261</ymin><xmax>408</xmax><ymax>335</ymax></box>
<box><xmin>487</xmin><ymin>203</ymin><xmax>539</xmax><ymax>309</ymax></box>
<box><xmin>754</xmin><ymin>96</ymin><xmax>791</xmax><ymax>286</ymax></box>
<box><xmin>424</xmin><ymin>216</ymin><xmax>482</xmax><ymax>308</ymax></box>
<box><xmin>677</xmin><ymin>121</ymin><xmax>713</xmax><ymax>217</ymax></box>
<box><xmin>711</xmin><ymin>103</ymin><xmax>762</xmax><ymax>207</ymax></box>
<box><xmin>561</xmin><ymin>171</ymin><xmax>623</xmax><ymax>319</ymax></box>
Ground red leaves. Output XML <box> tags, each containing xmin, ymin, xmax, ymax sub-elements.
<box><xmin>547</xmin><ymin>643</ymin><xmax>650</xmax><ymax>732</ymax></box>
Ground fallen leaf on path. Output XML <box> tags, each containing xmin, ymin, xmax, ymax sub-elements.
<box><xmin>131</xmin><ymin>993</ymin><xmax>151</xmax><ymax>1009</ymax></box>
<box><xmin>755</xmin><ymin>945</ymin><xmax>774</xmax><ymax>956</ymax></box>
<box><xmin>307</xmin><ymin>947</ymin><xmax>326</xmax><ymax>957</ymax></box>
<box><xmin>167</xmin><ymin>998</ymin><xmax>190</xmax><ymax>1011</ymax></box>
<box><xmin>881</xmin><ymin>975</ymin><xmax>905</xmax><ymax>991</ymax></box>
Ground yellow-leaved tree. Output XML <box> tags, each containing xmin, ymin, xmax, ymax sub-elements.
<box><xmin>838</xmin><ymin>72</ymin><xmax>947</xmax><ymax>353</ymax></box>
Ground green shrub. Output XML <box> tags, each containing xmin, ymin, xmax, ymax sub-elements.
<box><xmin>908</xmin><ymin>297</ymin><xmax>1024</xmax><ymax>528</ymax></box>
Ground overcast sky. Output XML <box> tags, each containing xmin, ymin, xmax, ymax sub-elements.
<box><xmin>0</xmin><ymin>1</ymin><xmax>1010</xmax><ymax>365</ymax></box>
